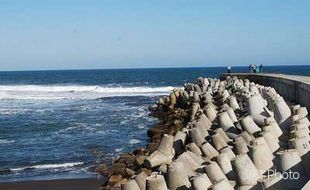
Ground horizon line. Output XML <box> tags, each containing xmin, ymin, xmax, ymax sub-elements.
<box><xmin>0</xmin><ymin>64</ymin><xmax>309</xmax><ymax>72</ymax></box>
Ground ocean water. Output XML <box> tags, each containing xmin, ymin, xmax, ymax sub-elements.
<box><xmin>0</xmin><ymin>65</ymin><xmax>309</xmax><ymax>182</ymax></box>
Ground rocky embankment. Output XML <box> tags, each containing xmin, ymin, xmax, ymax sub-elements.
<box><xmin>96</xmin><ymin>76</ymin><xmax>310</xmax><ymax>190</ymax></box>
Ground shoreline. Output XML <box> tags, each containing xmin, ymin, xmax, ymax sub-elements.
<box><xmin>0</xmin><ymin>177</ymin><xmax>100</xmax><ymax>190</ymax></box>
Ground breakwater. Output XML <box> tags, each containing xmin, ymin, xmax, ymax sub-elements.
<box><xmin>96</xmin><ymin>75</ymin><xmax>310</xmax><ymax>190</ymax></box>
<box><xmin>221</xmin><ymin>73</ymin><xmax>310</xmax><ymax>112</ymax></box>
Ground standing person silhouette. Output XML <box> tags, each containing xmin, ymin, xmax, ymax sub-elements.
<box><xmin>259</xmin><ymin>64</ymin><xmax>263</xmax><ymax>73</ymax></box>
<box><xmin>254</xmin><ymin>64</ymin><xmax>257</xmax><ymax>73</ymax></box>
<box><xmin>249</xmin><ymin>64</ymin><xmax>253</xmax><ymax>73</ymax></box>
<box><xmin>227</xmin><ymin>64</ymin><xmax>231</xmax><ymax>74</ymax></box>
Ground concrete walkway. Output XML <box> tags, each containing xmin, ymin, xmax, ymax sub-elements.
<box><xmin>221</xmin><ymin>73</ymin><xmax>310</xmax><ymax>84</ymax></box>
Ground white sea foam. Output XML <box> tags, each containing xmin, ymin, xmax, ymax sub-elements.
<box><xmin>129</xmin><ymin>139</ymin><xmax>141</xmax><ymax>145</ymax></box>
<box><xmin>0</xmin><ymin>139</ymin><xmax>15</xmax><ymax>144</ymax></box>
<box><xmin>10</xmin><ymin>162</ymin><xmax>84</xmax><ymax>171</ymax></box>
<box><xmin>137</xmin><ymin>124</ymin><xmax>145</xmax><ymax>129</ymax></box>
<box><xmin>0</xmin><ymin>85</ymin><xmax>176</xmax><ymax>100</ymax></box>
<box><xmin>114</xmin><ymin>148</ymin><xmax>123</xmax><ymax>152</ymax></box>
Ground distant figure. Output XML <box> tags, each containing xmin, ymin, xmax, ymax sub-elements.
<box><xmin>249</xmin><ymin>64</ymin><xmax>253</xmax><ymax>73</ymax></box>
<box><xmin>259</xmin><ymin>64</ymin><xmax>263</xmax><ymax>73</ymax></box>
<box><xmin>253</xmin><ymin>64</ymin><xmax>257</xmax><ymax>73</ymax></box>
<box><xmin>227</xmin><ymin>65</ymin><xmax>231</xmax><ymax>73</ymax></box>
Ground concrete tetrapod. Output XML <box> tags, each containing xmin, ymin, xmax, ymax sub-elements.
<box><xmin>291</xmin><ymin>123</ymin><xmax>310</xmax><ymax>135</ymax></box>
<box><xmin>214</xmin><ymin>128</ymin><xmax>231</xmax><ymax>143</ymax></box>
<box><xmin>251</xmin><ymin>137</ymin><xmax>274</xmax><ymax>159</ymax></box>
<box><xmin>249</xmin><ymin>142</ymin><xmax>274</xmax><ymax>175</ymax></box>
<box><xmin>264</xmin><ymin>117</ymin><xmax>283</xmax><ymax>138</ymax></box>
<box><xmin>239</xmin><ymin>131</ymin><xmax>254</xmax><ymax>145</ymax></box>
<box><xmin>190</xmin><ymin>102</ymin><xmax>200</xmax><ymax>121</ymax></box>
<box><xmin>186</xmin><ymin>143</ymin><xmax>202</xmax><ymax>156</ymax></box>
<box><xmin>187</xmin><ymin>151</ymin><xmax>205</xmax><ymax>165</ymax></box>
<box><xmin>194</xmin><ymin>122</ymin><xmax>209</xmax><ymax>140</ymax></box>
<box><xmin>146</xmin><ymin>174</ymin><xmax>168</xmax><ymax>190</ymax></box>
<box><xmin>173</xmin><ymin>131</ymin><xmax>187</xmax><ymax>156</ymax></box>
<box><xmin>121</xmin><ymin>179</ymin><xmax>140</xmax><ymax>190</ymax></box>
<box><xmin>167</xmin><ymin>161</ymin><xmax>191</xmax><ymax>190</ymax></box>
<box><xmin>209</xmin><ymin>179</ymin><xmax>234</xmax><ymax>190</ymax></box>
<box><xmin>220</xmin><ymin>146</ymin><xmax>236</xmax><ymax>160</ymax></box>
<box><xmin>240</xmin><ymin>115</ymin><xmax>261</xmax><ymax>135</ymax></box>
<box><xmin>175</xmin><ymin>152</ymin><xmax>200</xmax><ymax>177</ymax></box>
<box><xmin>135</xmin><ymin>172</ymin><xmax>148</xmax><ymax>190</ymax></box>
<box><xmin>194</xmin><ymin>112</ymin><xmax>212</xmax><ymax>130</ymax></box>
<box><xmin>231</xmin><ymin>154</ymin><xmax>260</xmax><ymax>186</ymax></box>
<box><xmin>236</xmin><ymin>185</ymin><xmax>262</xmax><ymax>190</ymax></box>
<box><xmin>296</xmin><ymin>117</ymin><xmax>310</xmax><ymax>126</ymax></box>
<box><xmin>277</xmin><ymin>149</ymin><xmax>309</xmax><ymax>189</ymax></box>
<box><xmin>260</xmin><ymin>173</ymin><xmax>286</xmax><ymax>190</ymax></box>
<box><xmin>145</xmin><ymin>134</ymin><xmax>175</xmax><ymax>168</ymax></box>
<box><xmin>226</xmin><ymin>107</ymin><xmax>238</xmax><ymax>123</ymax></box>
<box><xmin>273</xmin><ymin>97</ymin><xmax>292</xmax><ymax>131</ymax></box>
<box><xmin>204</xmin><ymin>104</ymin><xmax>217</xmax><ymax>122</ymax></box>
<box><xmin>296</xmin><ymin>107</ymin><xmax>308</xmax><ymax>118</ymax></box>
<box><xmin>290</xmin><ymin>129</ymin><xmax>310</xmax><ymax>142</ymax></box>
<box><xmin>291</xmin><ymin>104</ymin><xmax>301</xmax><ymax>115</ymax></box>
<box><xmin>228</xmin><ymin>95</ymin><xmax>240</xmax><ymax>110</ymax></box>
<box><xmin>246</xmin><ymin>94</ymin><xmax>272</xmax><ymax>126</ymax></box>
<box><xmin>201</xmin><ymin>142</ymin><xmax>219</xmax><ymax>160</ymax></box>
<box><xmin>233</xmin><ymin>137</ymin><xmax>249</xmax><ymax>154</ymax></box>
<box><xmin>204</xmin><ymin>161</ymin><xmax>228</xmax><ymax>183</ymax></box>
<box><xmin>211</xmin><ymin>133</ymin><xmax>228</xmax><ymax>151</ymax></box>
<box><xmin>218</xmin><ymin>111</ymin><xmax>238</xmax><ymax>134</ymax></box>
<box><xmin>216</xmin><ymin>153</ymin><xmax>236</xmax><ymax>180</ymax></box>
<box><xmin>288</xmin><ymin>136</ymin><xmax>310</xmax><ymax>157</ymax></box>
<box><xmin>191</xmin><ymin>173</ymin><xmax>212</xmax><ymax>190</ymax></box>
<box><xmin>261</xmin><ymin>130</ymin><xmax>280</xmax><ymax>153</ymax></box>
<box><xmin>189</xmin><ymin>128</ymin><xmax>206</xmax><ymax>147</ymax></box>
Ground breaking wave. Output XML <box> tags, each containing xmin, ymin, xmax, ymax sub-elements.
<box><xmin>0</xmin><ymin>85</ymin><xmax>176</xmax><ymax>100</ymax></box>
<box><xmin>9</xmin><ymin>162</ymin><xmax>84</xmax><ymax>172</ymax></box>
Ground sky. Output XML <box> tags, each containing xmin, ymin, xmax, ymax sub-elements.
<box><xmin>0</xmin><ymin>0</ymin><xmax>309</xmax><ymax>71</ymax></box>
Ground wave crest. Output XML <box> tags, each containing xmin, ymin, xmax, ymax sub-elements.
<box><xmin>0</xmin><ymin>85</ymin><xmax>176</xmax><ymax>100</ymax></box>
<box><xmin>10</xmin><ymin>162</ymin><xmax>84</xmax><ymax>171</ymax></box>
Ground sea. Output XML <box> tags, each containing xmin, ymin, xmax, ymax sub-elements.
<box><xmin>0</xmin><ymin>65</ymin><xmax>309</xmax><ymax>182</ymax></box>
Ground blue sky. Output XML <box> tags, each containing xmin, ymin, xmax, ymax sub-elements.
<box><xmin>0</xmin><ymin>0</ymin><xmax>309</xmax><ymax>70</ymax></box>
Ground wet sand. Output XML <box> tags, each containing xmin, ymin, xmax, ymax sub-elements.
<box><xmin>0</xmin><ymin>178</ymin><xmax>100</xmax><ymax>190</ymax></box>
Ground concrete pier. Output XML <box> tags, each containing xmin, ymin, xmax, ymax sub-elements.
<box><xmin>220</xmin><ymin>73</ymin><xmax>310</xmax><ymax>111</ymax></box>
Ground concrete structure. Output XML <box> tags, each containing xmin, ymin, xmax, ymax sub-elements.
<box><xmin>221</xmin><ymin>73</ymin><xmax>310</xmax><ymax>111</ymax></box>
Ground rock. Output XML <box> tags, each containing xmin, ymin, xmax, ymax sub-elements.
<box><xmin>97</xmin><ymin>174</ymin><xmax>108</xmax><ymax>185</ymax></box>
<box><xmin>114</xmin><ymin>178</ymin><xmax>128</xmax><ymax>188</ymax></box>
<box><xmin>133</xmin><ymin>148</ymin><xmax>146</xmax><ymax>155</ymax></box>
<box><xmin>107</xmin><ymin>163</ymin><xmax>126</xmax><ymax>176</ymax></box>
<box><xmin>94</xmin><ymin>164</ymin><xmax>108</xmax><ymax>174</ymax></box>
<box><xmin>108</xmin><ymin>174</ymin><xmax>122</xmax><ymax>186</ymax></box>
<box><xmin>147</xmin><ymin>143</ymin><xmax>159</xmax><ymax>154</ymax></box>
<box><xmin>147</xmin><ymin>127</ymin><xmax>162</xmax><ymax>138</ymax></box>
<box><xmin>138</xmin><ymin>168</ymin><xmax>152</xmax><ymax>176</ymax></box>
<box><xmin>135</xmin><ymin>155</ymin><xmax>147</xmax><ymax>166</ymax></box>
<box><xmin>122</xmin><ymin>168</ymin><xmax>135</xmax><ymax>178</ymax></box>
<box><xmin>116</xmin><ymin>153</ymin><xmax>135</xmax><ymax>167</ymax></box>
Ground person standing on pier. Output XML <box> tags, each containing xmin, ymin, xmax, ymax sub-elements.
<box><xmin>259</xmin><ymin>64</ymin><xmax>263</xmax><ymax>73</ymax></box>
<box><xmin>227</xmin><ymin>64</ymin><xmax>232</xmax><ymax>73</ymax></box>
<box><xmin>249</xmin><ymin>64</ymin><xmax>253</xmax><ymax>73</ymax></box>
